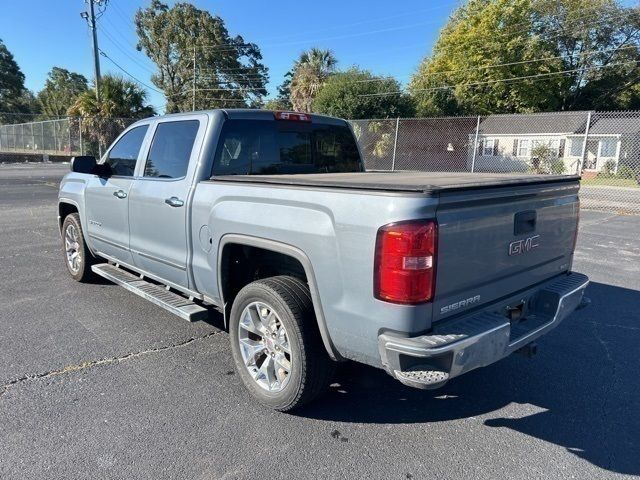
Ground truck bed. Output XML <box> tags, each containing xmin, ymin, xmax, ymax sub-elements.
<box><xmin>211</xmin><ymin>171</ymin><xmax>579</xmax><ymax>195</ymax></box>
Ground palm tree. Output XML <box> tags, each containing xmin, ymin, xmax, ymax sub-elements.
<box><xmin>68</xmin><ymin>74</ymin><xmax>155</xmax><ymax>153</ymax></box>
<box><xmin>290</xmin><ymin>48</ymin><xmax>337</xmax><ymax>112</ymax></box>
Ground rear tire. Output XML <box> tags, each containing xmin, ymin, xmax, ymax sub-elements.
<box><xmin>61</xmin><ymin>213</ymin><xmax>97</xmax><ymax>282</ymax></box>
<box><xmin>229</xmin><ymin>275</ymin><xmax>335</xmax><ymax>411</ymax></box>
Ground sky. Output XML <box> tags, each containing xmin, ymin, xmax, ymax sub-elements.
<box><xmin>0</xmin><ymin>0</ymin><xmax>462</xmax><ymax>114</ymax></box>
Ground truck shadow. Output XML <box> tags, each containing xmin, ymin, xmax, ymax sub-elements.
<box><xmin>296</xmin><ymin>281</ymin><xmax>640</xmax><ymax>476</ymax></box>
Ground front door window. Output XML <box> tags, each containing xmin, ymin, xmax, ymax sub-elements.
<box><xmin>103</xmin><ymin>125</ymin><xmax>149</xmax><ymax>176</ymax></box>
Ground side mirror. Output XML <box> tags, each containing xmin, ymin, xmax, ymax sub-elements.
<box><xmin>93</xmin><ymin>163</ymin><xmax>113</xmax><ymax>178</ymax></box>
<box><xmin>70</xmin><ymin>156</ymin><xmax>97</xmax><ymax>174</ymax></box>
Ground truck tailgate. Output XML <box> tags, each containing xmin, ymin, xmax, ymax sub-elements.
<box><xmin>433</xmin><ymin>180</ymin><xmax>580</xmax><ymax>322</ymax></box>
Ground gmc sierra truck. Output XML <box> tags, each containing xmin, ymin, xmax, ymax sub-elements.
<box><xmin>58</xmin><ymin>109</ymin><xmax>589</xmax><ymax>411</ymax></box>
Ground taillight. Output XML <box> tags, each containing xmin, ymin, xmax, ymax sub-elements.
<box><xmin>274</xmin><ymin>111</ymin><xmax>311</xmax><ymax>122</ymax></box>
<box><xmin>374</xmin><ymin>220</ymin><xmax>437</xmax><ymax>305</ymax></box>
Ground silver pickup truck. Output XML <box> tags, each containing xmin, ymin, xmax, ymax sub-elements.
<box><xmin>58</xmin><ymin>109</ymin><xmax>589</xmax><ymax>411</ymax></box>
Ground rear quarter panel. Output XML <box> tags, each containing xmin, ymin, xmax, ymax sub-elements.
<box><xmin>190</xmin><ymin>181</ymin><xmax>438</xmax><ymax>366</ymax></box>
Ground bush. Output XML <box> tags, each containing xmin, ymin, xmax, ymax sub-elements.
<box><xmin>528</xmin><ymin>144</ymin><xmax>565</xmax><ymax>175</ymax></box>
<box><xmin>616</xmin><ymin>164</ymin><xmax>637</xmax><ymax>180</ymax></box>
<box><xmin>549</xmin><ymin>158</ymin><xmax>566</xmax><ymax>175</ymax></box>
<box><xmin>597</xmin><ymin>159</ymin><xmax>617</xmax><ymax>178</ymax></box>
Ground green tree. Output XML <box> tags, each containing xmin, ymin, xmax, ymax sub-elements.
<box><xmin>18</xmin><ymin>90</ymin><xmax>40</xmax><ymax>116</ymax></box>
<box><xmin>0</xmin><ymin>38</ymin><xmax>33</xmax><ymax>121</ymax></box>
<box><xmin>536</xmin><ymin>0</ymin><xmax>640</xmax><ymax>110</ymax></box>
<box><xmin>263</xmin><ymin>97</ymin><xmax>291</xmax><ymax>110</ymax></box>
<box><xmin>68</xmin><ymin>74</ymin><xmax>155</xmax><ymax>151</ymax></box>
<box><xmin>38</xmin><ymin>67</ymin><xmax>88</xmax><ymax>118</ymax></box>
<box><xmin>277</xmin><ymin>71</ymin><xmax>293</xmax><ymax>103</ymax></box>
<box><xmin>409</xmin><ymin>0</ymin><xmax>562</xmax><ymax>115</ymax></box>
<box><xmin>135</xmin><ymin>0</ymin><xmax>268</xmax><ymax>112</ymax></box>
<box><xmin>264</xmin><ymin>71</ymin><xmax>293</xmax><ymax>110</ymax></box>
<box><xmin>409</xmin><ymin>0</ymin><xmax>640</xmax><ymax>115</ymax></box>
<box><xmin>312</xmin><ymin>68</ymin><xmax>415</xmax><ymax>119</ymax></box>
<box><xmin>290</xmin><ymin>48</ymin><xmax>337</xmax><ymax>112</ymax></box>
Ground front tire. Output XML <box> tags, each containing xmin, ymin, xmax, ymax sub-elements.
<box><xmin>229</xmin><ymin>276</ymin><xmax>335</xmax><ymax>411</ymax></box>
<box><xmin>61</xmin><ymin>213</ymin><xmax>96</xmax><ymax>282</ymax></box>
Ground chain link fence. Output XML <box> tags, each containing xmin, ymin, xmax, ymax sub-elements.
<box><xmin>0</xmin><ymin>113</ymin><xmax>136</xmax><ymax>163</ymax></box>
<box><xmin>351</xmin><ymin>110</ymin><xmax>640</xmax><ymax>214</ymax></box>
<box><xmin>1</xmin><ymin>110</ymin><xmax>639</xmax><ymax>213</ymax></box>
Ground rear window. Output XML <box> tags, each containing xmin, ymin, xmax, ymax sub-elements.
<box><xmin>212</xmin><ymin>120</ymin><xmax>362</xmax><ymax>176</ymax></box>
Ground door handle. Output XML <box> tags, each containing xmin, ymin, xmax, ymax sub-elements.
<box><xmin>164</xmin><ymin>196</ymin><xmax>184</xmax><ymax>208</ymax></box>
<box><xmin>514</xmin><ymin>210</ymin><xmax>536</xmax><ymax>235</ymax></box>
<box><xmin>113</xmin><ymin>190</ymin><xmax>127</xmax><ymax>199</ymax></box>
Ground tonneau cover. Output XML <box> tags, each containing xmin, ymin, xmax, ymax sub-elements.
<box><xmin>211</xmin><ymin>171</ymin><xmax>580</xmax><ymax>196</ymax></box>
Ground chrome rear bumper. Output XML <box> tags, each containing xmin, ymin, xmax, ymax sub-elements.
<box><xmin>378</xmin><ymin>272</ymin><xmax>590</xmax><ymax>389</ymax></box>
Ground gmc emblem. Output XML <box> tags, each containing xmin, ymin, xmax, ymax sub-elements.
<box><xmin>509</xmin><ymin>235</ymin><xmax>540</xmax><ymax>256</ymax></box>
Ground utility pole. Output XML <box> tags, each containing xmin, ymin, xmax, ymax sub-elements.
<box><xmin>81</xmin><ymin>0</ymin><xmax>103</xmax><ymax>102</ymax></box>
<box><xmin>578</xmin><ymin>111</ymin><xmax>592</xmax><ymax>174</ymax></box>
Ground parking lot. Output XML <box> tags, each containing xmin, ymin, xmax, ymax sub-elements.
<box><xmin>1</xmin><ymin>163</ymin><xmax>639</xmax><ymax>479</ymax></box>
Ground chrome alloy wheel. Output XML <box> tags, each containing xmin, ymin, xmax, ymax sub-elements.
<box><xmin>64</xmin><ymin>223</ymin><xmax>81</xmax><ymax>273</ymax></box>
<box><xmin>238</xmin><ymin>301</ymin><xmax>292</xmax><ymax>392</ymax></box>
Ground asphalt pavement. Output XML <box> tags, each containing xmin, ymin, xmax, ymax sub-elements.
<box><xmin>1</xmin><ymin>163</ymin><xmax>639</xmax><ymax>479</ymax></box>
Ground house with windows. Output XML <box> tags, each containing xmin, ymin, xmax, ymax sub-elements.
<box><xmin>468</xmin><ymin>111</ymin><xmax>640</xmax><ymax>177</ymax></box>
<box><xmin>572</xmin><ymin>115</ymin><xmax>640</xmax><ymax>175</ymax></box>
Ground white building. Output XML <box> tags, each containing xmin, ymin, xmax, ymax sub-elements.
<box><xmin>468</xmin><ymin>112</ymin><xmax>639</xmax><ymax>177</ymax></box>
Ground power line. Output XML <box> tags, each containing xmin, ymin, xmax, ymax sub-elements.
<box><xmin>99</xmin><ymin>49</ymin><xmax>259</xmax><ymax>110</ymax></box>
<box><xmin>307</xmin><ymin>9</ymin><xmax>639</xmax><ymax>88</ymax></box>
<box><xmin>97</xmin><ymin>21</ymin><xmax>157</xmax><ymax>75</ymax></box>
<box><xmin>199</xmin><ymin>98</ymin><xmax>248</xmax><ymax>103</ymax></box>
<box><xmin>198</xmin><ymin>19</ymin><xmax>447</xmax><ymax>50</ymax></box>
<box><xmin>196</xmin><ymin>17</ymin><xmax>453</xmax><ymax>51</ymax></box>
<box><xmin>193</xmin><ymin>87</ymin><xmax>262</xmax><ymax>93</ymax></box>
<box><xmin>108</xmin><ymin>0</ymin><xmax>134</xmax><ymax>27</ymax></box>
<box><xmin>254</xmin><ymin>1</ymin><xmax>459</xmax><ymax>43</ymax></box>
<box><xmin>423</xmin><ymin>8</ymin><xmax>638</xmax><ymax>57</ymax></box>
<box><xmin>348</xmin><ymin>44</ymin><xmax>639</xmax><ymax>85</ymax></box>
<box><xmin>91</xmin><ymin>2</ymin><xmax>638</xmax><ymax>109</ymax></box>
<box><xmin>188</xmin><ymin>4</ymin><xmax>636</xmax><ymax>53</ymax></box>
<box><xmin>196</xmin><ymin>65</ymin><xmax>267</xmax><ymax>73</ymax></box>
<box><xmin>195</xmin><ymin>75</ymin><xmax>268</xmax><ymax>83</ymax></box>
<box><xmin>98</xmin><ymin>48</ymin><xmax>166</xmax><ymax>96</ymax></box>
<box><xmin>98</xmin><ymin>14</ymin><xmax>265</xmax><ymax>79</ymax></box>
<box><xmin>99</xmin><ymin>9</ymin><xmax>142</xmax><ymax>52</ymax></box>
<box><xmin>420</xmin><ymin>46</ymin><xmax>637</xmax><ymax>79</ymax></box>
<box><xmin>193</xmin><ymin>43</ymin><xmax>257</xmax><ymax>54</ymax></box>
<box><xmin>100</xmin><ymin>1</ymin><xmax>454</xmax><ymax>53</ymax></box>
<box><xmin>98</xmin><ymin>1</ymin><xmax>636</xmax><ymax>88</ymax></box>
<box><xmin>359</xmin><ymin>60</ymin><xmax>640</xmax><ymax>97</ymax></box>
<box><xmin>233</xmin><ymin>39</ymin><xmax>637</xmax><ymax>96</ymax></box>
<box><xmin>137</xmin><ymin>10</ymin><xmax>638</xmax><ymax>97</ymax></box>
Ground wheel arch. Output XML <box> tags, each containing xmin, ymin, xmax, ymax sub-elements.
<box><xmin>58</xmin><ymin>199</ymin><xmax>80</xmax><ymax>231</ymax></box>
<box><xmin>58</xmin><ymin>199</ymin><xmax>98</xmax><ymax>259</ymax></box>
<box><xmin>217</xmin><ymin>234</ymin><xmax>342</xmax><ymax>361</ymax></box>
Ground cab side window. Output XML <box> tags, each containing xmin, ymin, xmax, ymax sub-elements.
<box><xmin>144</xmin><ymin>120</ymin><xmax>200</xmax><ymax>179</ymax></box>
<box><xmin>212</xmin><ymin>121</ymin><xmax>275</xmax><ymax>176</ymax></box>
<box><xmin>104</xmin><ymin>125</ymin><xmax>149</xmax><ymax>177</ymax></box>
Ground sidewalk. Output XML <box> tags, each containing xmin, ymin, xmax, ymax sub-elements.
<box><xmin>581</xmin><ymin>185</ymin><xmax>640</xmax><ymax>214</ymax></box>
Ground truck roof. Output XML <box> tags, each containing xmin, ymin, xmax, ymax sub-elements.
<box><xmin>132</xmin><ymin>109</ymin><xmax>348</xmax><ymax>126</ymax></box>
<box><xmin>212</xmin><ymin>171</ymin><xmax>580</xmax><ymax>196</ymax></box>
